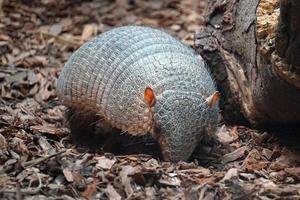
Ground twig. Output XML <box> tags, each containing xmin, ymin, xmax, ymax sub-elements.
<box><xmin>22</xmin><ymin>149</ymin><xmax>67</xmax><ymax>168</ymax></box>
<box><xmin>8</xmin><ymin>50</ymin><xmax>36</xmax><ymax>66</ymax></box>
<box><xmin>39</xmin><ymin>31</ymin><xmax>82</xmax><ymax>48</ymax></box>
<box><xmin>0</xmin><ymin>170</ymin><xmax>43</xmax><ymax>195</ymax></box>
<box><xmin>115</xmin><ymin>154</ymin><xmax>153</xmax><ymax>159</ymax></box>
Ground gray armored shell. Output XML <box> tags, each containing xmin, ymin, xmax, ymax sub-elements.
<box><xmin>57</xmin><ymin>26</ymin><xmax>218</xmax><ymax>161</ymax></box>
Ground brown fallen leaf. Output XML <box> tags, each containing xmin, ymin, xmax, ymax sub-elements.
<box><xmin>242</xmin><ymin>149</ymin><xmax>269</xmax><ymax>172</ymax></box>
<box><xmin>105</xmin><ymin>184</ymin><xmax>121</xmax><ymax>200</ymax></box>
<box><xmin>178</xmin><ymin>168</ymin><xmax>211</xmax><ymax>175</ymax></box>
<box><xmin>216</xmin><ymin>125</ymin><xmax>233</xmax><ymax>143</ymax></box>
<box><xmin>239</xmin><ymin>173</ymin><xmax>256</xmax><ymax>181</ymax></box>
<box><xmin>229</xmin><ymin>126</ymin><xmax>239</xmax><ymax>141</ymax></box>
<box><xmin>0</xmin><ymin>175</ymin><xmax>10</xmax><ymax>188</ymax></box>
<box><xmin>30</xmin><ymin>125</ymin><xmax>64</xmax><ymax>135</ymax></box>
<box><xmin>262</xmin><ymin>148</ymin><xmax>273</xmax><ymax>160</ymax></box>
<box><xmin>191</xmin><ymin>176</ymin><xmax>218</xmax><ymax>185</ymax></box>
<box><xmin>145</xmin><ymin>187</ymin><xmax>156</xmax><ymax>199</ymax></box>
<box><xmin>285</xmin><ymin>168</ymin><xmax>300</xmax><ymax>181</ymax></box>
<box><xmin>37</xmin><ymin>79</ymin><xmax>56</xmax><ymax>101</ymax></box>
<box><xmin>143</xmin><ymin>158</ymin><xmax>159</xmax><ymax>169</ymax></box>
<box><xmin>95</xmin><ymin>156</ymin><xmax>116</xmax><ymax>170</ymax></box>
<box><xmin>269</xmin><ymin>170</ymin><xmax>286</xmax><ymax>182</ymax></box>
<box><xmin>0</xmin><ymin>0</ymin><xmax>3</xmax><ymax>17</ymax></box>
<box><xmin>0</xmin><ymin>133</ymin><xmax>7</xmax><ymax>149</ymax></box>
<box><xmin>220</xmin><ymin>168</ymin><xmax>238</xmax><ymax>182</ymax></box>
<box><xmin>18</xmin><ymin>142</ymin><xmax>29</xmax><ymax>154</ymax></box>
<box><xmin>81</xmin><ymin>24</ymin><xmax>96</xmax><ymax>42</ymax></box>
<box><xmin>177</xmin><ymin>161</ymin><xmax>197</xmax><ymax>170</ymax></box>
<box><xmin>158</xmin><ymin>174</ymin><xmax>181</xmax><ymax>186</ymax></box>
<box><xmin>222</xmin><ymin>146</ymin><xmax>249</xmax><ymax>164</ymax></box>
<box><xmin>23</xmin><ymin>56</ymin><xmax>48</xmax><ymax>68</ymax></box>
<box><xmin>0</xmin><ymin>34</ymin><xmax>11</xmax><ymax>41</ymax></box>
<box><xmin>270</xmin><ymin>148</ymin><xmax>300</xmax><ymax>170</ymax></box>
<box><xmin>82</xmin><ymin>181</ymin><xmax>97</xmax><ymax>200</ymax></box>
<box><xmin>60</xmin><ymin>18</ymin><xmax>73</xmax><ymax>31</ymax></box>
<box><xmin>38</xmin><ymin>137</ymin><xmax>53</xmax><ymax>153</ymax></box>
<box><xmin>186</xmin><ymin>11</ymin><xmax>200</xmax><ymax>23</ymax></box>
<box><xmin>131</xmin><ymin>171</ymin><xmax>146</xmax><ymax>186</ymax></box>
<box><xmin>170</xmin><ymin>24</ymin><xmax>181</xmax><ymax>32</ymax></box>
<box><xmin>63</xmin><ymin>169</ymin><xmax>74</xmax><ymax>182</ymax></box>
<box><xmin>119</xmin><ymin>165</ymin><xmax>135</xmax><ymax>197</ymax></box>
<box><xmin>72</xmin><ymin>171</ymin><xmax>85</xmax><ymax>183</ymax></box>
<box><xmin>139</xmin><ymin>18</ymin><xmax>160</xmax><ymax>26</ymax></box>
<box><xmin>49</xmin><ymin>23</ymin><xmax>62</xmax><ymax>36</ymax></box>
<box><xmin>125</xmin><ymin>156</ymin><xmax>138</xmax><ymax>162</ymax></box>
<box><xmin>8</xmin><ymin>50</ymin><xmax>36</xmax><ymax>66</ymax></box>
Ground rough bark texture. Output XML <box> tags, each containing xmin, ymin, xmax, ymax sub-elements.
<box><xmin>276</xmin><ymin>0</ymin><xmax>300</xmax><ymax>66</ymax></box>
<box><xmin>195</xmin><ymin>0</ymin><xmax>300</xmax><ymax>128</ymax></box>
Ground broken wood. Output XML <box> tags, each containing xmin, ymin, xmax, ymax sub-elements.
<box><xmin>195</xmin><ymin>0</ymin><xmax>300</xmax><ymax>128</ymax></box>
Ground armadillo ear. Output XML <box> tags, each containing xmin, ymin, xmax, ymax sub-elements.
<box><xmin>206</xmin><ymin>91</ymin><xmax>220</xmax><ymax>109</ymax></box>
<box><xmin>144</xmin><ymin>87</ymin><xmax>156</xmax><ymax>107</ymax></box>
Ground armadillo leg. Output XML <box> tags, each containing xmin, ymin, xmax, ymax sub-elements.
<box><xmin>65</xmin><ymin>107</ymin><xmax>163</xmax><ymax>157</ymax></box>
<box><xmin>65</xmin><ymin>108</ymin><xmax>111</xmax><ymax>151</ymax></box>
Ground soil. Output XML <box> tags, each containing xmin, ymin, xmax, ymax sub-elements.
<box><xmin>1</xmin><ymin>1</ymin><xmax>300</xmax><ymax>199</ymax></box>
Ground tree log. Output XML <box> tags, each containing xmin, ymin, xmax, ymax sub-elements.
<box><xmin>195</xmin><ymin>0</ymin><xmax>300</xmax><ymax>128</ymax></box>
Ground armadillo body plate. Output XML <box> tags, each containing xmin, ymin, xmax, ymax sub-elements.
<box><xmin>57</xmin><ymin>26</ymin><xmax>216</xmax><ymax>136</ymax></box>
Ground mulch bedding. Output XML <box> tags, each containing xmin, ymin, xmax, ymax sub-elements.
<box><xmin>0</xmin><ymin>0</ymin><xmax>300</xmax><ymax>199</ymax></box>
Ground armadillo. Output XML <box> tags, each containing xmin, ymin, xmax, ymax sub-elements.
<box><xmin>57</xmin><ymin>25</ymin><xmax>219</xmax><ymax>162</ymax></box>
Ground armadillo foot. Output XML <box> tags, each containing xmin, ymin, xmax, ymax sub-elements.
<box><xmin>65</xmin><ymin>108</ymin><xmax>116</xmax><ymax>151</ymax></box>
<box><xmin>65</xmin><ymin>107</ymin><xmax>162</xmax><ymax>157</ymax></box>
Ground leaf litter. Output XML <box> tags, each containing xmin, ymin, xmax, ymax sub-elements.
<box><xmin>1</xmin><ymin>0</ymin><xmax>300</xmax><ymax>199</ymax></box>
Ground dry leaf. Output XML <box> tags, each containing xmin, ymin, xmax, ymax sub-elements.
<box><xmin>0</xmin><ymin>34</ymin><xmax>11</xmax><ymax>41</ymax></box>
<box><xmin>0</xmin><ymin>133</ymin><xmax>7</xmax><ymax>149</ymax></box>
<box><xmin>119</xmin><ymin>165</ymin><xmax>135</xmax><ymax>197</ymax></box>
<box><xmin>2</xmin><ymin>0</ymin><xmax>299</xmax><ymax>199</ymax></box>
<box><xmin>49</xmin><ymin>24</ymin><xmax>62</xmax><ymax>36</ymax></box>
<box><xmin>95</xmin><ymin>156</ymin><xmax>116</xmax><ymax>170</ymax></box>
<box><xmin>216</xmin><ymin>125</ymin><xmax>233</xmax><ymax>143</ymax></box>
<box><xmin>63</xmin><ymin>169</ymin><xmax>74</xmax><ymax>182</ymax></box>
<box><xmin>82</xmin><ymin>181</ymin><xmax>97</xmax><ymax>200</ymax></box>
<box><xmin>242</xmin><ymin>149</ymin><xmax>269</xmax><ymax>172</ymax></box>
<box><xmin>179</xmin><ymin>168</ymin><xmax>211</xmax><ymax>175</ymax></box>
<box><xmin>105</xmin><ymin>184</ymin><xmax>121</xmax><ymax>200</ymax></box>
<box><xmin>38</xmin><ymin>137</ymin><xmax>52</xmax><ymax>151</ymax></box>
<box><xmin>285</xmin><ymin>168</ymin><xmax>300</xmax><ymax>181</ymax></box>
<box><xmin>30</xmin><ymin>125</ymin><xmax>64</xmax><ymax>135</ymax></box>
<box><xmin>81</xmin><ymin>24</ymin><xmax>96</xmax><ymax>41</ymax></box>
<box><xmin>222</xmin><ymin>146</ymin><xmax>249</xmax><ymax>164</ymax></box>
<box><xmin>158</xmin><ymin>174</ymin><xmax>181</xmax><ymax>186</ymax></box>
<box><xmin>262</xmin><ymin>148</ymin><xmax>273</xmax><ymax>160</ymax></box>
<box><xmin>0</xmin><ymin>0</ymin><xmax>3</xmax><ymax>17</ymax></box>
<box><xmin>220</xmin><ymin>168</ymin><xmax>238</xmax><ymax>182</ymax></box>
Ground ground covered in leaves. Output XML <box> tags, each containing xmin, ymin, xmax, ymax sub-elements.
<box><xmin>1</xmin><ymin>0</ymin><xmax>300</xmax><ymax>199</ymax></box>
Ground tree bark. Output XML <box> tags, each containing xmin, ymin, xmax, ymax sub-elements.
<box><xmin>195</xmin><ymin>0</ymin><xmax>300</xmax><ymax>128</ymax></box>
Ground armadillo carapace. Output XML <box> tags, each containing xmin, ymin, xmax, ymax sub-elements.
<box><xmin>57</xmin><ymin>25</ymin><xmax>220</xmax><ymax>162</ymax></box>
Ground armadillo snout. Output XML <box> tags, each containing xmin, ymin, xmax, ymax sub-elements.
<box><xmin>156</xmin><ymin>132</ymin><xmax>198</xmax><ymax>162</ymax></box>
<box><xmin>153</xmin><ymin>91</ymin><xmax>215</xmax><ymax>161</ymax></box>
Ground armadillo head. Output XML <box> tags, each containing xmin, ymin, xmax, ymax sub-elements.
<box><xmin>144</xmin><ymin>87</ymin><xmax>219</xmax><ymax>162</ymax></box>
